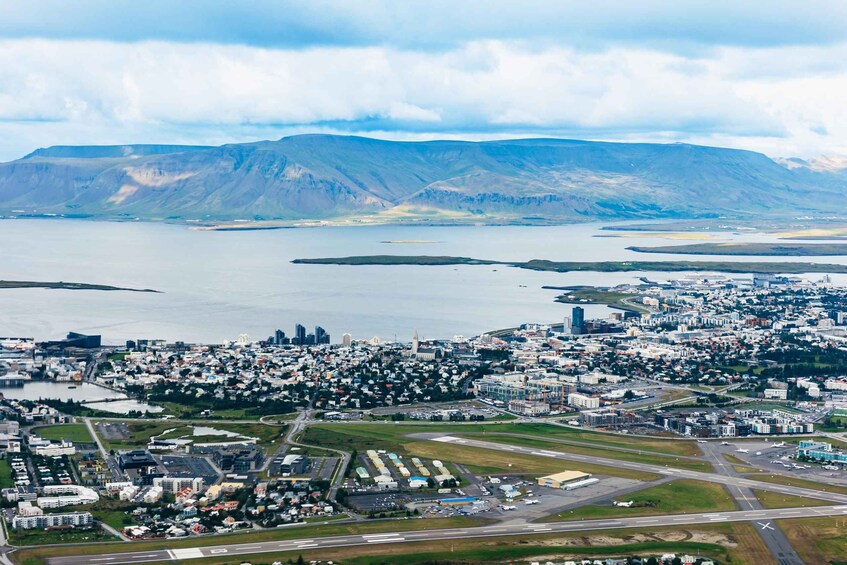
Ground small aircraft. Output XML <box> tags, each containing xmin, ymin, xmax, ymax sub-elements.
<box><xmin>501</xmin><ymin>505</ymin><xmax>516</xmax><ymax>511</ymax></box>
<box><xmin>613</xmin><ymin>500</ymin><xmax>634</xmax><ymax>507</ymax></box>
<box><xmin>721</xmin><ymin>441</ymin><xmax>731</xmax><ymax>446</ymax></box>
<box><xmin>524</xmin><ymin>499</ymin><xmax>539</xmax><ymax>505</ymax></box>
<box><xmin>736</xmin><ymin>448</ymin><xmax>749</xmax><ymax>453</ymax></box>
<box><xmin>772</xmin><ymin>442</ymin><xmax>786</xmax><ymax>448</ymax></box>
<box><xmin>697</xmin><ymin>440</ymin><xmax>707</xmax><ymax>444</ymax></box>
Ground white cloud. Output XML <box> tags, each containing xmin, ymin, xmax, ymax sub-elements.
<box><xmin>0</xmin><ymin>38</ymin><xmax>846</xmax><ymax>160</ymax></box>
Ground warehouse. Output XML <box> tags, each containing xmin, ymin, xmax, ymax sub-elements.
<box><xmin>536</xmin><ymin>470</ymin><xmax>592</xmax><ymax>489</ymax></box>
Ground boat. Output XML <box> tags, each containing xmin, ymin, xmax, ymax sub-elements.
<box><xmin>67</xmin><ymin>385</ymin><xmax>77</xmax><ymax>389</ymax></box>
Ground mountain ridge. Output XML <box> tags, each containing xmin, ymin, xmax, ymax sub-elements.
<box><xmin>1</xmin><ymin>134</ymin><xmax>845</xmax><ymax>223</ymax></box>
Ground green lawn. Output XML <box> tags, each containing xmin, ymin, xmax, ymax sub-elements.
<box><xmin>8</xmin><ymin>527</ymin><xmax>117</xmax><ymax>546</ymax></box>
<box><xmin>547</xmin><ymin>480</ymin><xmax>738</xmax><ymax>521</ymax></box>
<box><xmin>301</xmin><ymin>422</ymin><xmax>701</xmax><ymax>458</ymax></box>
<box><xmin>0</xmin><ymin>458</ymin><xmax>14</xmax><ymax>488</ymax></box>
<box><xmin>12</xmin><ymin>516</ymin><xmax>492</xmax><ymax>563</ymax></box>
<box><xmin>96</xmin><ymin>421</ymin><xmax>287</xmax><ymax>453</ymax></box>
<box><xmin>476</xmin><ymin>433</ymin><xmax>713</xmax><ymax>472</ymax></box>
<box><xmin>33</xmin><ymin>423</ymin><xmax>94</xmax><ymax>443</ymax></box>
<box><xmin>753</xmin><ymin>489</ymin><xmax>831</xmax><ymax>509</ymax></box>
<box><xmin>746</xmin><ymin>474</ymin><xmax>847</xmax><ymax>496</ymax></box>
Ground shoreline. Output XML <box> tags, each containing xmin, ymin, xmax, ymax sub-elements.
<box><xmin>291</xmin><ymin>255</ymin><xmax>847</xmax><ymax>275</ymax></box>
<box><xmin>0</xmin><ymin>280</ymin><xmax>161</xmax><ymax>293</ymax></box>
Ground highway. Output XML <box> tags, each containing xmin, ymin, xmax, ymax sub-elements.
<box><xmin>47</xmin><ymin>504</ymin><xmax>847</xmax><ymax>565</ymax></box>
<box><xmin>417</xmin><ymin>434</ymin><xmax>847</xmax><ymax>504</ymax></box>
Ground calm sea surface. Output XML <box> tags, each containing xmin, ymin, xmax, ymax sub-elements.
<box><xmin>1</xmin><ymin>219</ymin><xmax>845</xmax><ymax>344</ymax></box>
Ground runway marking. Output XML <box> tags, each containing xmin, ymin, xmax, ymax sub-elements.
<box><xmin>91</xmin><ymin>559</ymin><xmax>115</xmax><ymax>562</ymax></box>
<box><xmin>171</xmin><ymin>549</ymin><xmax>204</xmax><ymax>559</ymax></box>
<box><xmin>759</xmin><ymin>522</ymin><xmax>775</xmax><ymax>531</ymax></box>
<box><xmin>362</xmin><ymin>533</ymin><xmax>403</xmax><ymax>539</ymax></box>
<box><xmin>431</xmin><ymin>436</ymin><xmax>459</xmax><ymax>443</ymax></box>
<box><xmin>209</xmin><ymin>549</ymin><xmax>228</xmax><ymax>554</ymax></box>
<box><xmin>367</xmin><ymin>537</ymin><xmax>406</xmax><ymax>543</ymax></box>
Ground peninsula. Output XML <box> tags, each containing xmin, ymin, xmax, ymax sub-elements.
<box><xmin>628</xmin><ymin>242</ymin><xmax>847</xmax><ymax>256</ymax></box>
<box><xmin>0</xmin><ymin>280</ymin><xmax>160</xmax><ymax>292</ymax></box>
<box><xmin>292</xmin><ymin>256</ymin><xmax>847</xmax><ymax>274</ymax></box>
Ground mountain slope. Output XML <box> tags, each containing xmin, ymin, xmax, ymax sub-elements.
<box><xmin>0</xmin><ymin>135</ymin><xmax>844</xmax><ymax>222</ymax></box>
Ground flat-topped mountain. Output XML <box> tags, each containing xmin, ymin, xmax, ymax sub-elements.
<box><xmin>0</xmin><ymin>135</ymin><xmax>845</xmax><ymax>222</ymax></box>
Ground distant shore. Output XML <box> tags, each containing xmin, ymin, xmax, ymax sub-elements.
<box><xmin>628</xmin><ymin>242</ymin><xmax>847</xmax><ymax>256</ymax></box>
<box><xmin>0</xmin><ymin>280</ymin><xmax>160</xmax><ymax>292</ymax></box>
<box><xmin>292</xmin><ymin>255</ymin><xmax>847</xmax><ymax>274</ymax></box>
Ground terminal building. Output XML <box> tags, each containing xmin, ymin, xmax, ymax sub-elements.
<box><xmin>798</xmin><ymin>441</ymin><xmax>847</xmax><ymax>464</ymax></box>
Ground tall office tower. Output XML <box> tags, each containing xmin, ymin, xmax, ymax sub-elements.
<box><xmin>294</xmin><ymin>323</ymin><xmax>307</xmax><ymax>345</ymax></box>
<box><xmin>274</xmin><ymin>329</ymin><xmax>286</xmax><ymax>345</ymax></box>
<box><xmin>571</xmin><ymin>306</ymin><xmax>585</xmax><ymax>335</ymax></box>
<box><xmin>315</xmin><ymin>326</ymin><xmax>330</xmax><ymax>345</ymax></box>
<box><xmin>562</xmin><ymin>316</ymin><xmax>572</xmax><ymax>335</ymax></box>
<box><xmin>342</xmin><ymin>333</ymin><xmax>352</xmax><ymax>347</ymax></box>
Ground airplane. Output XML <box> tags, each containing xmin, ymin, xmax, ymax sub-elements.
<box><xmin>613</xmin><ymin>500</ymin><xmax>634</xmax><ymax>507</ymax></box>
<box><xmin>721</xmin><ymin>441</ymin><xmax>731</xmax><ymax>446</ymax></box>
<box><xmin>824</xmin><ymin>465</ymin><xmax>840</xmax><ymax>471</ymax></box>
<box><xmin>736</xmin><ymin>449</ymin><xmax>749</xmax><ymax>453</ymax></box>
<box><xmin>501</xmin><ymin>505</ymin><xmax>516</xmax><ymax>511</ymax></box>
<box><xmin>525</xmin><ymin>499</ymin><xmax>539</xmax><ymax>505</ymax></box>
<box><xmin>772</xmin><ymin>442</ymin><xmax>786</xmax><ymax>448</ymax></box>
<box><xmin>697</xmin><ymin>440</ymin><xmax>707</xmax><ymax>444</ymax></box>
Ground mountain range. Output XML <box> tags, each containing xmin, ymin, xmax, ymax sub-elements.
<box><xmin>1</xmin><ymin>134</ymin><xmax>846</xmax><ymax>224</ymax></box>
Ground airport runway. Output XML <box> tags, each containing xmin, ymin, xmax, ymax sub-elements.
<box><xmin>417</xmin><ymin>434</ymin><xmax>847</xmax><ymax>504</ymax></box>
<box><xmin>48</xmin><ymin>504</ymin><xmax>847</xmax><ymax>565</ymax></box>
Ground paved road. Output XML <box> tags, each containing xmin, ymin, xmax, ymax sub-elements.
<box><xmin>47</xmin><ymin>504</ymin><xmax>847</xmax><ymax>565</ymax></box>
<box><xmin>417</xmin><ymin>434</ymin><xmax>847</xmax><ymax>504</ymax></box>
<box><xmin>84</xmin><ymin>418</ymin><xmax>123</xmax><ymax>481</ymax></box>
<box><xmin>701</xmin><ymin>442</ymin><xmax>804</xmax><ymax>565</ymax></box>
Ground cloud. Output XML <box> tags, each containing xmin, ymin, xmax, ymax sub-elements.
<box><xmin>1</xmin><ymin>1</ymin><xmax>847</xmax><ymax>52</ymax></box>
<box><xmin>0</xmin><ymin>37</ymin><xmax>846</xmax><ymax>160</ymax></box>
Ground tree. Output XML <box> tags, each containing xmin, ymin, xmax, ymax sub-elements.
<box><xmin>296</xmin><ymin>555</ymin><xmax>305</xmax><ymax>565</ymax></box>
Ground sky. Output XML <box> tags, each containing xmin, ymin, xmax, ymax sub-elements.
<box><xmin>1</xmin><ymin>0</ymin><xmax>847</xmax><ymax>161</ymax></box>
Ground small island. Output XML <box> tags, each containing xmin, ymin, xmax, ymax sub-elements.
<box><xmin>292</xmin><ymin>255</ymin><xmax>847</xmax><ymax>274</ymax></box>
<box><xmin>0</xmin><ymin>280</ymin><xmax>160</xmax><ymax>292</ymax></box>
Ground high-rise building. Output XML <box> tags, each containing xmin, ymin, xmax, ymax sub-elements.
<box><xmin>315</xmin><ymin>326</ymin><xmax>330</xmax><ymax>345</ymax></box>
<box><xmin>294</xmin><ymin>324</ymin><xmax>307</xmax><ymax>345</ymax></box>
<box><xmin>274</xmin><ymin>329</ymin><xmax>288</xmax><ymax>345</ymax></box>
<box><xmin>571</xmin><ymin>307</ymin><xmax>585</xmax><ymax>335</ymax></box>
<box><xmin>342</xmin><ymin>333</ymin><xmax>352</xmax><ymax>347</ymax></box>
<box><xmin>562</xmin><ymin>316</ymin><xmax>572</xmax><ymax>335</ymax></box>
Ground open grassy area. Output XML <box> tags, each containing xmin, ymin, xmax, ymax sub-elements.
<box><xmin>302</xmin><ymin>421</ymin><xmax>702</xmax><ymax>457</ymax></box>
<box><xmin>753</xmin><ymin>489</ymin><xmax>831</xmax><ymax>509</ymax></box>
<box><xmin>405</xmin><ymin>440</ymin><xmax>660</xmax><ymax>481</ymax></box>
<box><xmin>0</xmin><ymin>458</ymin><xmax>13</xmax><ymax>488</ymax></box>
<box><xmin>745</xmin><ymin>473</ymin><xmax>847</xmax><ymax>496</ymax></box>
<box><xmin>11</xmin><ymin>516</ymin><xmax>491</xmax><ymax>563</ymax></box>
<box><xmin>477</xmin><ymin>433</ymin><xmax>713</xmax><ymax>472</ymax></box>
<box><xmin>302</xmin><ymin>426</ymin><xmax>662</xmax><ymax>481</ymax></box>
<box><xmin>15</xmin><ymin>522</ymin><xmax>774</xmax><ymax>565</ymax></box>
<box><xmin>779</xmin><ymin>517</ymin><xmax>847</xmax><ymax>564</ymax></box>
<box><xmin>32</xmin><ymin>423</ymin><xmax>94</xmax><ymax>443</ymax></box>
<box><xmin>546</xmin><ymin>480</ymin><xmax>737</xmax><ymax>522</ymax></box>
<box><xmin>96</xmin><ymin>421</ymin><xmax>287</xmax><ymax>453</ymax></box>
<box><xmin>8</xmin><ymin>527</ymin><xmax>117</xmax><ymax>546</ymax></box>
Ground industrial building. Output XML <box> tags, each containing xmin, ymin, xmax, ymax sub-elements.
<box><xmin>537</xmin><ymin>470</ymin><xmax>592</xmax><ymax>489</ymax></box>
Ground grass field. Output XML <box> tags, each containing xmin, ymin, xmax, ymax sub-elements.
<box><xmin>302</xmin><ymin>426</ymin><xmax>662</xmax><ymax>481</ymax></box>
<box><xmin>11</xmin><ymin>516</ymin><xmax>491</xmax><ymax>563</ymax></box>
<box><xmin>547</xmin><ymin>480</ymin><xmax>737</xmax><ymax>522</ymax></box>
<box><xmin>477</xmin><ymin>433</ymin><xmax>713</xmax><ymax>472</ymax></box>
<box><xmin>33</xmin><ymin>423</ymin><xmax>94</xmax><ymax>443</ymax></box>
<box><xmin>302</xmin><ymin>421</ymin><xmax>702</xmax><ymax>457</ymax></box>
<box><xmin>753</xmin><ymin>489</ymin><xmax>831</xmax><ymax>509</ymax></box>
<box><xmin>13</xmin><ymin>522</ymin><xmax>775</xmax><ymax>565</ymax></box>
<box><xmin>96</xmin><ymin>421</ymin><xmax>287</xmax><ymax>453</ymax></box>
<box><xmin>8</xmin><ymin>527</ymin><xmax>116</xmax><ymax>546</ymax></box>
<box><xmin>779</xmin><ymin>517</ymin><xmax>847</xmax><ymax>564</ymax></box>
<box><xmin>746</xmin><ymin>473</ymin><xmax>847</xmax><ymax>496</ymax></box>
<box><xmin>0</xmin><ymin>458</ymin><xmax>13</xmax><ymax>488</ymax></box>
